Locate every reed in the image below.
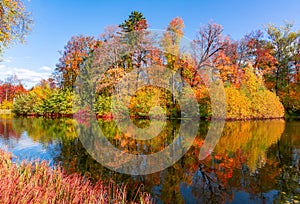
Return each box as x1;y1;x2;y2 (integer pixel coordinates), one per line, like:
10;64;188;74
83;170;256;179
0;150;153;204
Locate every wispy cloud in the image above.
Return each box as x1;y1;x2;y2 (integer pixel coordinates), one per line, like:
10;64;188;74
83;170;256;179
2;56;13;63
3;59;12;63
0;66;52;88
40;66;52;71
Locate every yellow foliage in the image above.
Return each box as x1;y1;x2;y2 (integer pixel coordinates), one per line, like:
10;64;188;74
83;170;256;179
129;86;173;117
225;86;252;119
225;85;284;119
0;100;13;110
241;66;263;93
250;90;285;118
0;0;31;50
216;66;285;119
214;120;285;172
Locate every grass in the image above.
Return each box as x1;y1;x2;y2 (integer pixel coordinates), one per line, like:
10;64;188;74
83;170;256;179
0;150;153;204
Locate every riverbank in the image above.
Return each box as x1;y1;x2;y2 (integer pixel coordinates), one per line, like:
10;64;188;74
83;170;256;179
0;150;152;204
11;112;285;121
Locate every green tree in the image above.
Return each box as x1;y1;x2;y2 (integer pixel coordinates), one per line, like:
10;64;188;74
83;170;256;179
119;11;147;32
119;11;151;92
266;22;300;94
119;11;148;69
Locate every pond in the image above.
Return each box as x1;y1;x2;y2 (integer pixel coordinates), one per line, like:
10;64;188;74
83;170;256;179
0;116;299;203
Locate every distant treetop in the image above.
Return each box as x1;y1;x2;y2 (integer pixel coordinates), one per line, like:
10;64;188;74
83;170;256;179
119;11;148;32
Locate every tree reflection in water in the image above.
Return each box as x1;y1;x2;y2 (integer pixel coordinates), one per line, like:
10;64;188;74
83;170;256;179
0;117;299;203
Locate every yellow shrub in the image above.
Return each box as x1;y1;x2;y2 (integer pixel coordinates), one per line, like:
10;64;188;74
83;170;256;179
225;86;252;119
250;90;284;118
224;86;284;120
0;100;13;110
222;66;284;120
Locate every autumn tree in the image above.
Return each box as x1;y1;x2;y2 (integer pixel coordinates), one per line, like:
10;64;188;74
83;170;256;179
243;31;276;73
0;75;26;104
266;22;300;94
0;0;32;55
92;26;133;95
263;23;300;114
161;17;185;104
212;39;240;85
1;75;25;101
54;35;96;89
213;31;277;87
192;21;227;68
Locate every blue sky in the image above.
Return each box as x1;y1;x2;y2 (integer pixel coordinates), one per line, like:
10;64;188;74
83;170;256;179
1;0;300;88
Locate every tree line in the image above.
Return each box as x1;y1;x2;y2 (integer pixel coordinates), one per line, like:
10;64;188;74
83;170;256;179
2;11;299;119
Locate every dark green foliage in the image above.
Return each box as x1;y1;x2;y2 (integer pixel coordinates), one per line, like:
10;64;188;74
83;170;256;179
119;11;147;32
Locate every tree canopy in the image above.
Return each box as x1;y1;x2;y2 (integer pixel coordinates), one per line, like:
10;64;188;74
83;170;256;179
0;0;32;55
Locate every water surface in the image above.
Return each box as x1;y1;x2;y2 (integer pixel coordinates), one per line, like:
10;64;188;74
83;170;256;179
0;116;299;203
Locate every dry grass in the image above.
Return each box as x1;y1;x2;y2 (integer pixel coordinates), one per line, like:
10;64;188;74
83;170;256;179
0;150;153;204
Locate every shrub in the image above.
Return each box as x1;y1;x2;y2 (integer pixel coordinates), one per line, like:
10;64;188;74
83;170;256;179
198;66;285;120
250;89;284;118
225;86;252;119
13;88;74;116
0;100;13;110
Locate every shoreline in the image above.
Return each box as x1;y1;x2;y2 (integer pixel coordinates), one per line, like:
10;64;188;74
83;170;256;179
6;112;286;121
1;109;292;121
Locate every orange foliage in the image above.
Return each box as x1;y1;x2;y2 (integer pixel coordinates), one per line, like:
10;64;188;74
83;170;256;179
55;36;97;89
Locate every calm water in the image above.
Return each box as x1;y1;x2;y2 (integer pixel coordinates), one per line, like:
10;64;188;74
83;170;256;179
0;116;299;203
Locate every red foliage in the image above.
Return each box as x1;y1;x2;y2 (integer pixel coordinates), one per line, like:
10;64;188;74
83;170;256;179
0;83;26;103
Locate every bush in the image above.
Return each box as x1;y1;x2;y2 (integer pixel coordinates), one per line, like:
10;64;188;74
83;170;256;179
224;86;284;120
250;89;284;118
225;86;252;119
197;66;285;120
0;100;13;110
13;87;74;116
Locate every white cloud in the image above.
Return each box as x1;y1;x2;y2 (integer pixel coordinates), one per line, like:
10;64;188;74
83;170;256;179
0;64;5;69
3;59;12;63
0;67;52;88
40;66;52;71
2;57;13;63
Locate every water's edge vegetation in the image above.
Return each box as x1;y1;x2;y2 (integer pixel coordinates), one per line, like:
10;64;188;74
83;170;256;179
0;150;152;204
